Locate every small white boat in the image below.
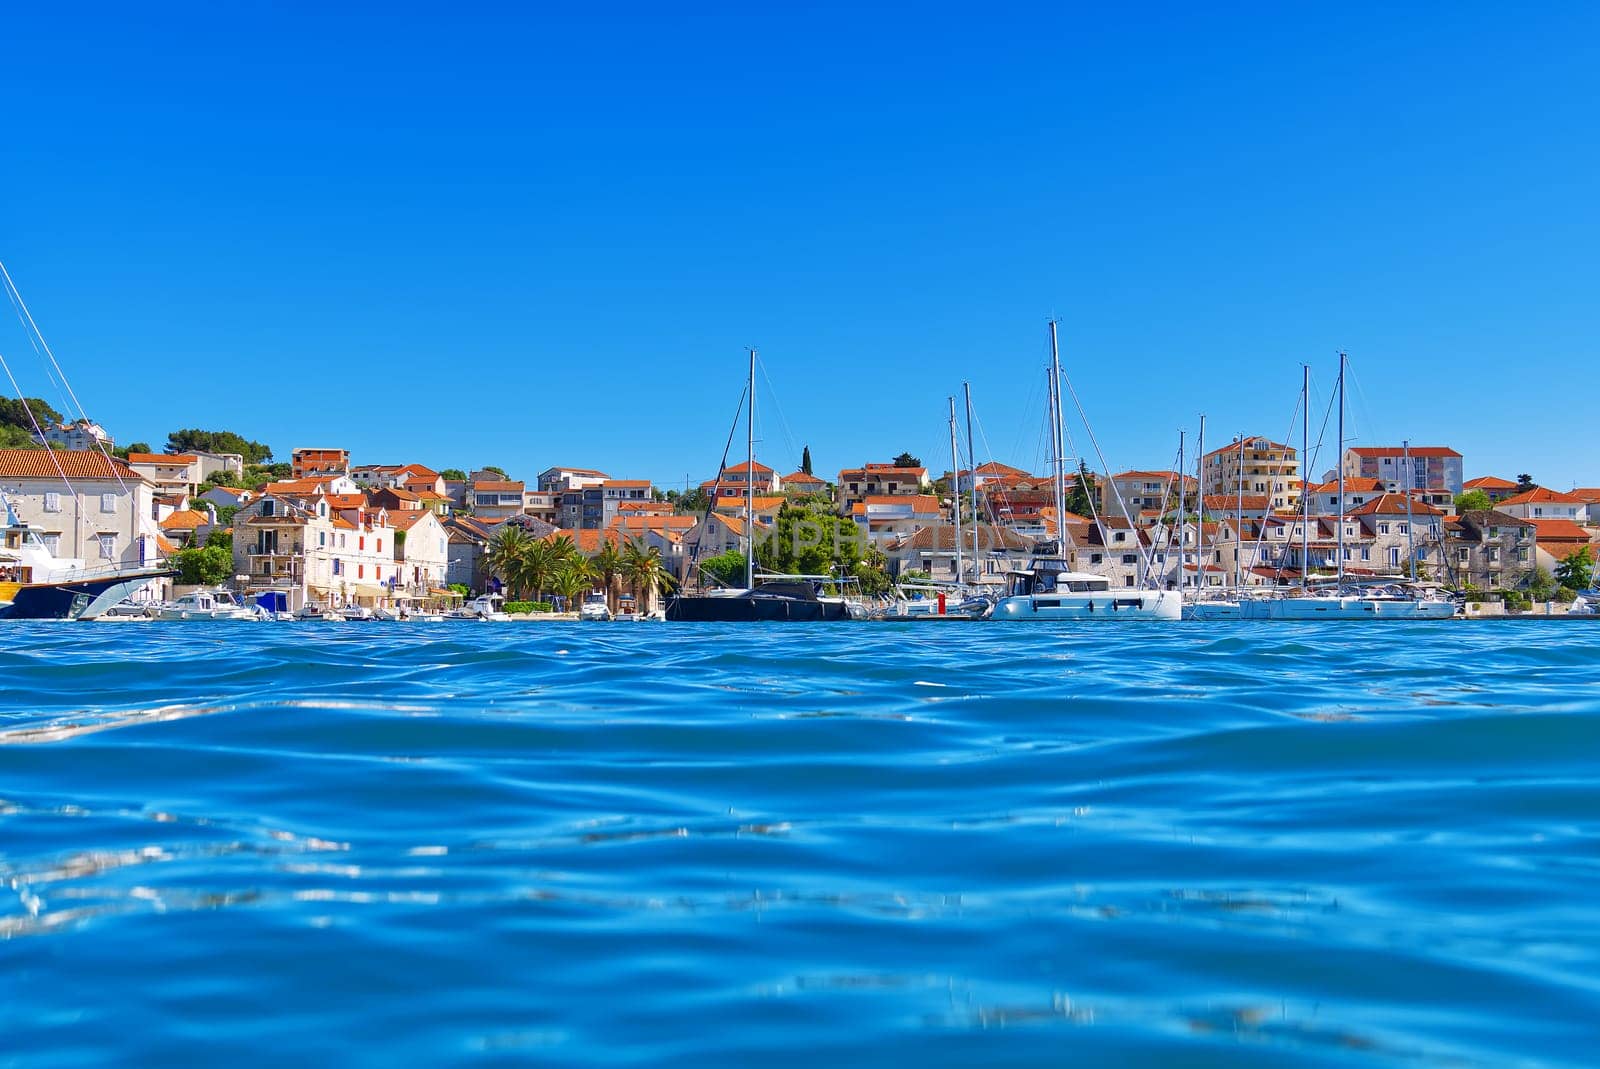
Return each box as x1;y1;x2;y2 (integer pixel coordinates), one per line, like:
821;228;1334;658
339;604;375;621
152;590;258;621
455;593;509;621
579;592;612;622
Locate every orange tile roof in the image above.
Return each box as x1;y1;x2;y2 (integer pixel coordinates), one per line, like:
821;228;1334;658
601;479;652;489
1348;493;1444;517
723;460;774;475
1202;437;1293;459
716;495;786;512
0;449;139;481
127;453;197;465
780;470;825;483
471;480;525;493
1499;487;1584;507
159;510;210;531
1463;476;1517;490
1347;446;1461;458
860;494;942;512
1567;488;1600;504
1309;477;1385;493
1531;518;1592;542
386;510;437;531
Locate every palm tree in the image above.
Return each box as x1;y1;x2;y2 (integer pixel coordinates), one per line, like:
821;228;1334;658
486;527;531;597
518;538;559;602
621;538;675;615
549;556;593;614
591;539;624;613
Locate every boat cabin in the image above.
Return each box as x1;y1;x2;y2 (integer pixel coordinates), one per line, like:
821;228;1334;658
1004;560;1112;598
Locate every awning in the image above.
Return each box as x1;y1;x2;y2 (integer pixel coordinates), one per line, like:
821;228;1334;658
351;584;388;597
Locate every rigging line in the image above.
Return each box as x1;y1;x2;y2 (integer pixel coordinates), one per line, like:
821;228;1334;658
684;377;750;587
0;262;134;500
755;357;800;474
1148;437;1185;588
1056;366;1153;581
1258;382;1308;583
0;280;71;418
0;345;78;504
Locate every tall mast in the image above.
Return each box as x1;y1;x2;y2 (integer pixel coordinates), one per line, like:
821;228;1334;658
1195;414;1205;591
746;347;756;591
1235;434;1245;588
1172;430;1185;590
1048;320;1067;564
1301;363;1310;590
948;395;964;584
1336;351;1346;590
964;381;979;581
1403;438;1417;581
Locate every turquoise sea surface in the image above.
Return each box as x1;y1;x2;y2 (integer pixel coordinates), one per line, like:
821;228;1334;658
3;620;1598;1067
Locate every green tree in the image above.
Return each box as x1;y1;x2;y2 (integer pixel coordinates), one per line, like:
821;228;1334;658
801;446;813;475
891;452;922;469
440;468;466;481
700;549;748;587
205;527;233;550
591;540;625;612
166;429;273;465
549;557;593;612
756;500;866;578
481;465;507;477
621;537;676;613
851;544;894;597
1064;462;1097;518
1555;546;1594;592
0;425;41;450
1454;489;1492;513
486;526;533;598
168;544;233;585
0;397;63;431
676;487;712;514
1529;565;1555;601
1515;474;1536;493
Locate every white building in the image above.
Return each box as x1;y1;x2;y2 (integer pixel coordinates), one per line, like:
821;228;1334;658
32;419;114;452
0;448;162;572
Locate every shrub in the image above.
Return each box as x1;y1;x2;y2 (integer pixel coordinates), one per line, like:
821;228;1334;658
503;600;553;614
1501;589;1530;612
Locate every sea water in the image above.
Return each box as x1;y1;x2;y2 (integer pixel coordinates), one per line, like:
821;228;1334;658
2;620;1598;1067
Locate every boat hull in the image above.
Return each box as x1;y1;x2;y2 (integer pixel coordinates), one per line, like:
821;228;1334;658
1241;596;1456;620
665;594;852;622
0;571;166;621
993;590;1181;621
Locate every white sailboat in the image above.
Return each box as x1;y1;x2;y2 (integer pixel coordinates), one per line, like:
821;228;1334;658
992;321;1181;622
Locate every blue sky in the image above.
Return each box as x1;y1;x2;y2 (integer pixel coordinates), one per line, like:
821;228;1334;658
1;3;1595;489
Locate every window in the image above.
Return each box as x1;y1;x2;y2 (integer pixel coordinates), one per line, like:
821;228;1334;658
1121;554;1136;565
1362;547;1371;561
1124;576;1134;587
44;492;61;513
100;493;116;513
333;559;342;575
319;532;326;547
1378;523;1389;535
261;499;274;517
359;536;365;551
1397;523;1408;535
1090;553;1103;564
375;566;382;580
1517;548;1529;563
1458;548;1470;564
97;534;116;560
1388;547;1400;567
377;539;383;553
358;564;364;578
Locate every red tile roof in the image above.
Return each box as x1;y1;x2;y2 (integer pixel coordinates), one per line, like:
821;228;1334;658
127;453;197;465
0;449;139;480
1499;487;1584;507
1463;476;1517;490
860;494;942;512
1347;493;1445;517
1531;518;1592;543
1347;446;1462;458
780;470;825;484
471;480;525;493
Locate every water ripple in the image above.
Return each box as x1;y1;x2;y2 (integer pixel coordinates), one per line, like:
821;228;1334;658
2;619;1599;1067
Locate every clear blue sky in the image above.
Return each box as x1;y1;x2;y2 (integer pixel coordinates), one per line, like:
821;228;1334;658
1;3;1595;489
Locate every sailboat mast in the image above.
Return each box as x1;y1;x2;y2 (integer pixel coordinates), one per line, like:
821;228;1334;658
1172;430;1185;590
948;396;964;583
1403;438;1417;581
746;347;756;591
1301;364;1310;591
1235;434;1244;588
964;382;978;582
1195;414;1205;591
1336;351;1346;590
1048;320;1067;564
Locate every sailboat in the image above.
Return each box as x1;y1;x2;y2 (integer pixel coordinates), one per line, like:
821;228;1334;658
665;349;853;623
992;321;1181;622
1239;353;1454;621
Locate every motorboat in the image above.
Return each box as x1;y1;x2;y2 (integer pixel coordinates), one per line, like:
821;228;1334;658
151;589;257;621
579;591;612;621
667;577;856;622
339;604;375;621
454;593;509;621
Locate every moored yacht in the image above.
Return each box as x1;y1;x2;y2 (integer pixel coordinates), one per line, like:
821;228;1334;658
152;589;257;621
0;492;170;621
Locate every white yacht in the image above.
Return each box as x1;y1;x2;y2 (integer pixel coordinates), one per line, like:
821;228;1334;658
454;593;509;621
152;589;257;621
994;561;1181;621
990;320;1181;624
579;592;612;621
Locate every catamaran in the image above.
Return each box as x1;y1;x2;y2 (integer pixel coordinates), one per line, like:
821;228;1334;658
992;321;1181;622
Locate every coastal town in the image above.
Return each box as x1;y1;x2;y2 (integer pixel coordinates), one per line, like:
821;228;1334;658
2;407;1597;618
